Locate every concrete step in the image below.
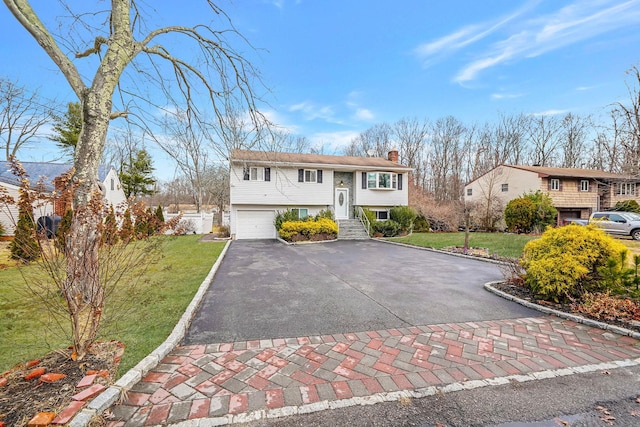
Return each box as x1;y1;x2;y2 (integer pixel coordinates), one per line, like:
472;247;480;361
337;219;369;240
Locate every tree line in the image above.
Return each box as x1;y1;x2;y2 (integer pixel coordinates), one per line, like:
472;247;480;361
344;66;640;203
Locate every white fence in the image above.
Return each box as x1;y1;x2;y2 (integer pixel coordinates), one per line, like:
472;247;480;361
165;212;214;235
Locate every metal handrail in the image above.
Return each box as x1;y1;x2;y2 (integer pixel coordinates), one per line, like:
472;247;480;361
355;206;371;237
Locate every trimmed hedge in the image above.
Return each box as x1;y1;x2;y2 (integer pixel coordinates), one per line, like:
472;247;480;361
278;217;338;241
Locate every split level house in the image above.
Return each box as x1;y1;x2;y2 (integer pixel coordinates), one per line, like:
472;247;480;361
0;161;127;236
464;164;640;225
229;149;412;239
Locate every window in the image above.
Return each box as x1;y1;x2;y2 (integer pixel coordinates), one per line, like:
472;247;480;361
375;210;389;220
550;178;560;191
243;166;270;181
616;182;636;196
466;188;472;196
298;169;323;183
363;172;399;190
291;208;308;219
250;167;263;181
110;178;115;191
580;180;589;192
501;183;508;192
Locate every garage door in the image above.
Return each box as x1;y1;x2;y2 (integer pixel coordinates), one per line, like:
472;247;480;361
236;210;276;239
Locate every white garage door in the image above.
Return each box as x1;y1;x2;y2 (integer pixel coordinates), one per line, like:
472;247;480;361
236;210;276;239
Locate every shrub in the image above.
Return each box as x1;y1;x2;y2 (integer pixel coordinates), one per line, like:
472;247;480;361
278;217;338;241
315;209;334;221
10;186;40;262
372;220;401;237
613;200;640;213
390;206;417;232
504;198;536;233
361;208;377;229
413;215;430;232
274;209;300;231
521;224;628;302
0;220;5;237
525;190;557;231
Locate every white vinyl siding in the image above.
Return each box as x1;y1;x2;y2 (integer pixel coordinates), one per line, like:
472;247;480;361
355;171;407;206
231;165;333;206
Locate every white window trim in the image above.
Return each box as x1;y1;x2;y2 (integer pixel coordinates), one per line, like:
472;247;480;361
580;180;589;192
375;210;389;220
367;172;397;190
616;182;636;196
550;178;560;191
292;208;309;219
249;166;264;181
466;188;472;196
501;183;508;192
304;169;317;183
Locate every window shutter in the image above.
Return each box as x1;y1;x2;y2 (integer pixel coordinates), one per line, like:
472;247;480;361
547;180;551;191
398;174;403;190
559;180;563;191
362;172;367;189
298;169;304;182
243;166;249;181
264;167;271;182
317;170;323;183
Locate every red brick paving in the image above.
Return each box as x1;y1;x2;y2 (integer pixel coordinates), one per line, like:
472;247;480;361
109;316;640;425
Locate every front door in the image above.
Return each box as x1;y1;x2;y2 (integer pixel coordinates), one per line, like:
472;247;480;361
335;188;349;219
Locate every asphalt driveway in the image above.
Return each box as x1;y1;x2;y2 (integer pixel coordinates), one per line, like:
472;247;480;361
185;240;541;344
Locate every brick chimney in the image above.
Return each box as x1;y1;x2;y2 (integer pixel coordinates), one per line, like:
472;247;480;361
387;149;399;163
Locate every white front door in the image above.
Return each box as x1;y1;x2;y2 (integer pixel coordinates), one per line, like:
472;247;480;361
335;188;349;219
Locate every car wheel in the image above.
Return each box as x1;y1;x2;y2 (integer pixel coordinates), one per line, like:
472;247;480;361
632;229;640;241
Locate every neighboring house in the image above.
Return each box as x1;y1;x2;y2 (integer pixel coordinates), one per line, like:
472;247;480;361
229;149;412;239
0;162;127;236
464;164;640;225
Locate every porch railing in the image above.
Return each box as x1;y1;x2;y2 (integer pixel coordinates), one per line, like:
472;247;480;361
355;206;371;237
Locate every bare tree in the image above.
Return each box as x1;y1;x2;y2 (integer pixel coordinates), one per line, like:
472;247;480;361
345;123;394;157
559;113;590;168
392;117;429;185
3;0;266;358
0;77;53;160
427;116;467;201
526;114;562;166
612;65;640;174
157;110;211;213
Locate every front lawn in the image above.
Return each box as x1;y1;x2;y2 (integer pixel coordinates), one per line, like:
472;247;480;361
389;232;539;258
0;235;225;376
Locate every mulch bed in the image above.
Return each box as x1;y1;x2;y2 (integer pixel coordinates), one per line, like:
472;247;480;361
0;341;122;427
493;281;640;335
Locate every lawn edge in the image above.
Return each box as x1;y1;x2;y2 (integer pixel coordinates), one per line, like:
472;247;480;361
69;239;232;427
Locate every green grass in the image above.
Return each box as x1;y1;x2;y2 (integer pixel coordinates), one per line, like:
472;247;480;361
0;235;225;376
389;232;539;258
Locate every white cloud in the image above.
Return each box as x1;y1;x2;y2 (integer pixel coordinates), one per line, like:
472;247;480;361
419;0;640;84
414;0;538;66
354;108;374;121
491;92;524;100
288;101;342;123
309;130;360;152
531;109;569;116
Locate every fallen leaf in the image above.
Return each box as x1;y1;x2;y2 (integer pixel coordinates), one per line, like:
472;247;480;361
435;423;447;427
600;415;615;425
24;367;45;380
25;359;40;368
630;409;640;416
71;350;77;361
601;370;611;375
39;373;67;383
636;396;640;404
0;377;7;387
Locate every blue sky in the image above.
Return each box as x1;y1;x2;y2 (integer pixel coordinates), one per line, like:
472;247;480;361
1;0;640;173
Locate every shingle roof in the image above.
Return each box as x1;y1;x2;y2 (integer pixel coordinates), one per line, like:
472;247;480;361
230;149;412;171
507;164;634;180
0;161;112;190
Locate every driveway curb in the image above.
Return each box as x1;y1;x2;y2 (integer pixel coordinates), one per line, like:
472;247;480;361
69;239;232;427
484;281;640;340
